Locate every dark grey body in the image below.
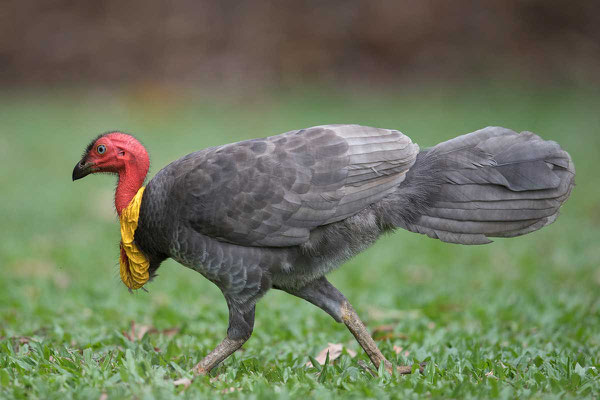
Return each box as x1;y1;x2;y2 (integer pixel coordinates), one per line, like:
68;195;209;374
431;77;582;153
133;124;574;334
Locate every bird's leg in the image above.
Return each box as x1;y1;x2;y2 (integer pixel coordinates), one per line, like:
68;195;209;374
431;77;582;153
276;277;416;375
195;303;255;375
340;301;415;375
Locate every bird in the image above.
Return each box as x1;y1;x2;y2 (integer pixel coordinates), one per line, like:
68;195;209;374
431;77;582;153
72;125;574;375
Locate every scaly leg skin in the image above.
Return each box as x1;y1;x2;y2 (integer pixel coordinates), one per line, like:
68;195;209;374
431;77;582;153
340;301;414;375
195;337;246;375
195;303;255;375
276;277;420;375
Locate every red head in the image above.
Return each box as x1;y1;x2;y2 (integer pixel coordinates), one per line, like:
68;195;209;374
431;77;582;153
73;132;150;214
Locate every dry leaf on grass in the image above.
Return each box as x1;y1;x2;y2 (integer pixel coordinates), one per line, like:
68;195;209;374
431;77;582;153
173;378;192;388
306;343;356;367
485;370;498;379
16;337;30;345
393;345;410;357
8;336;32;352
122;321;150;341
161;327;180;337
122;321;180;342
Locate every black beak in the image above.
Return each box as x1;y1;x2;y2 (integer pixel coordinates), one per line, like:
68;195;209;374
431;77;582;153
72;160;94;181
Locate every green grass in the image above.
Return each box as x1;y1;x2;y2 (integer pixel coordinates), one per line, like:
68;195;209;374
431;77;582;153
1;84;599;399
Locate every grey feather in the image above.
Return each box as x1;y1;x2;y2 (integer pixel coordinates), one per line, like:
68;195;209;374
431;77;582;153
400;127;575;244
173;125;418;247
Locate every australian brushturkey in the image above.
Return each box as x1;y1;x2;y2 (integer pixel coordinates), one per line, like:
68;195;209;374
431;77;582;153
73;125;574;374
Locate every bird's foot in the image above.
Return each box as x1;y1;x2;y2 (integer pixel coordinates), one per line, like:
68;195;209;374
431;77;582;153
192;337;247;376
358;360;426;376
392;362;426;375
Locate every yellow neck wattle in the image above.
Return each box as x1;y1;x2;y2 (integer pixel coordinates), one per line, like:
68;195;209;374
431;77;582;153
119;186;149;290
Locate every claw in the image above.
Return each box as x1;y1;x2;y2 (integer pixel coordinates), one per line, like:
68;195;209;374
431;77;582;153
388;362;427;375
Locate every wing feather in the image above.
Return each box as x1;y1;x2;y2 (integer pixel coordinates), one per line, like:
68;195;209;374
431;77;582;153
176;125;418;246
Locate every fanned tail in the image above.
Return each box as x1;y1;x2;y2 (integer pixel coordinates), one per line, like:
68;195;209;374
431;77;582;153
395;127;575;245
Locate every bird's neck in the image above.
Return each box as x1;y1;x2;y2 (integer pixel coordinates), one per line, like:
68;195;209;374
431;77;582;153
115;155;149;216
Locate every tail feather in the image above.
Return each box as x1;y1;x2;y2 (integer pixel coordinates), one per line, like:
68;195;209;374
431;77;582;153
400;126;575;245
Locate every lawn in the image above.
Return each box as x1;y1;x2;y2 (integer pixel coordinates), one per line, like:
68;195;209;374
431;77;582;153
1;84;599;399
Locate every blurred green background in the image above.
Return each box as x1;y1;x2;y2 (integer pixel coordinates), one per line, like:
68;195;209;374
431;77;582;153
1;1;599;399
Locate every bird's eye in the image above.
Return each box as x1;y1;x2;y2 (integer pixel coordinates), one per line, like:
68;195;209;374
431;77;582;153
97;144;106;154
